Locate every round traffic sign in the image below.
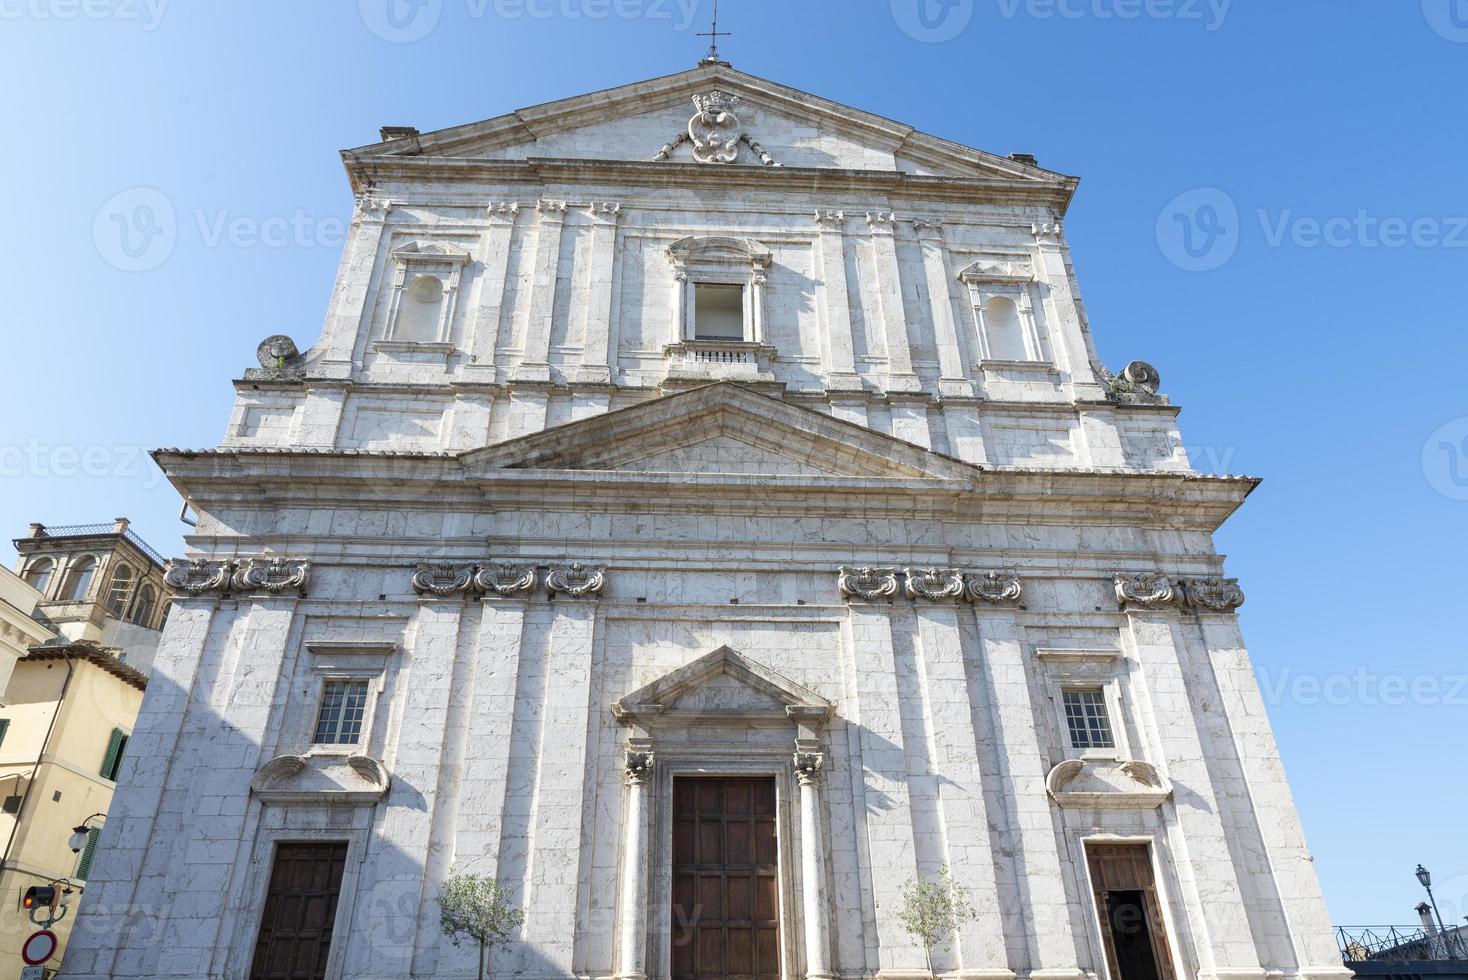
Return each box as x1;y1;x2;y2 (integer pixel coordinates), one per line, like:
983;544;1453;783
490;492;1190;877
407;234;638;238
22;929;57;965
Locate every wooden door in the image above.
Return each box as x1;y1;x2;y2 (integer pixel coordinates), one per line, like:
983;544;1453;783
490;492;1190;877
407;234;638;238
672;777;781;980
249;841;349;980
1086;842;1178;980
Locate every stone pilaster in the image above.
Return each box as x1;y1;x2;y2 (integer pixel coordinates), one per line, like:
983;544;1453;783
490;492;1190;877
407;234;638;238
317;197;392;378
616;747;654;980
1124;607;1266;980
1030;222;1107;400
972;608;1086;980
514;199;568;383
795;751;835;980
815;210;862;392
463;201;521;383
865;212;922;394
911;218;972;399
578;202;622;385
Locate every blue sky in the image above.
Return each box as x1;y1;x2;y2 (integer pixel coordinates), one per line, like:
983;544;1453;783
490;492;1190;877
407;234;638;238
2;0;1465;927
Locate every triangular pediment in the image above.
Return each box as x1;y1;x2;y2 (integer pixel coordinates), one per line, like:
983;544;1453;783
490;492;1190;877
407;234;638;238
346;63;1069;182
458;383;982;483
612;646;833;726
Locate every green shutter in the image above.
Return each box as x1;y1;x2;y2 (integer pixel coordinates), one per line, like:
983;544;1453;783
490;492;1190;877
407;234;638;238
0;719;9;749
100;728;127;780
76;826;102;881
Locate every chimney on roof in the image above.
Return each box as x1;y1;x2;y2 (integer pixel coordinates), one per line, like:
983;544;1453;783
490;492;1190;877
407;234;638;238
1009;152;1038;167
112;517;130;534
380;126;420;142
27;523;46;538
1418;903;1439;934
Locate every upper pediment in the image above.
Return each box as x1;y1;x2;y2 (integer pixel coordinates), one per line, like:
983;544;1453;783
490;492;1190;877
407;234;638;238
458;383;983;483
345;63;1070;184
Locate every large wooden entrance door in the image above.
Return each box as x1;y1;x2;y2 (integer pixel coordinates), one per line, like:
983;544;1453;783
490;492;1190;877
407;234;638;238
249;841;349;980
672;777;781;980
1086;842;1178;980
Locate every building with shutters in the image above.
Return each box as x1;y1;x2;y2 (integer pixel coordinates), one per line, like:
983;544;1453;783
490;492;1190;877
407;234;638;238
60;60;1349;980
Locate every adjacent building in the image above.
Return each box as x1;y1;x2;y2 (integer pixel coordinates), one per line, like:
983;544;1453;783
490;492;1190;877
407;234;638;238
61;61;1350;980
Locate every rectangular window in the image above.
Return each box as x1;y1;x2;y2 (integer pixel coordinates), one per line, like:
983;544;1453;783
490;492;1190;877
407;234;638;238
1064;688;1116;750
75;826;103;881
100;727;129;781
2;795;20;815
314;680;370;746
0;718;9;748
694;283;745;340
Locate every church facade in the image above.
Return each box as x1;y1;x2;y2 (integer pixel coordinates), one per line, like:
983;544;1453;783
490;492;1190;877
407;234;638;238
60;63;1348;980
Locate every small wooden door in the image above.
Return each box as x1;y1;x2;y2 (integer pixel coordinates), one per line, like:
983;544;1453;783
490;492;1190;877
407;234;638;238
249;841;350;980
1086;842;1178;980
672;777;781;980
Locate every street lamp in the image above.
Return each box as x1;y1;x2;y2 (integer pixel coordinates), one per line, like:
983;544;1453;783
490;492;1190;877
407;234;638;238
1416;865;1461;959
68;813;107;854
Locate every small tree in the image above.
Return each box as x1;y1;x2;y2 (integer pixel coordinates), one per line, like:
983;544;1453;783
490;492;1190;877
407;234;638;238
436;870;525;980
893;866;979;977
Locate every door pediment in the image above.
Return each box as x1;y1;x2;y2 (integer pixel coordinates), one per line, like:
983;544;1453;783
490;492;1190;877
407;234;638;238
612;646;833;728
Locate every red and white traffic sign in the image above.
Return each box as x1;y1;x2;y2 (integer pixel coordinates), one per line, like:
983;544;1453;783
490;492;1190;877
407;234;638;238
21;929;57;965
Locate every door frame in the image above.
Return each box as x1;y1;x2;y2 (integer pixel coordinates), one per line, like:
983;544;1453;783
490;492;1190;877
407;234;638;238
649;752;802;980
228;823;372;980
1077;834;1186;980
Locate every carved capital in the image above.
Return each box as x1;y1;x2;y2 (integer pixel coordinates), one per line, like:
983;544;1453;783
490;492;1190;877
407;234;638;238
547;562;606;599
163;558;234;596
624;750;655;785
485;201;521;221
1180;577;1245;613
536;198;569;218
1115;573;1181;611
587;201;623;222
837;566;899;602
965;571;1023;606
356;196;392;219
232;557;310;597
411;563;476;598
911;216;944;236
866;211;897;229
473;562;537;598
904;567;965;601
794;752;825;786
1032;221;1064;247
815;209;845;229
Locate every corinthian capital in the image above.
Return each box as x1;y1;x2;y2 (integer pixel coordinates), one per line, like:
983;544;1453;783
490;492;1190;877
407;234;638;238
624;750;655;785
794;752;825;786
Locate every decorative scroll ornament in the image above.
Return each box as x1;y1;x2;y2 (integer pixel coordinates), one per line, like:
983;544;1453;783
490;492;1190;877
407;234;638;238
965;572;1023;606
837;567;899;602
689;91;742;164
546;562;606;599
904;568;965;601
232;557;310;597
163;558;233;596
624;750;655;785
794;752;825;786
1115;573;1180;610
411;563;476;597
1181;578;1246;613
473;562;536;598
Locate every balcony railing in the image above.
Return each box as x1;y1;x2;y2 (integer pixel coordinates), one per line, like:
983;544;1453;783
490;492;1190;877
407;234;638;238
1338;925;1468;963
31;523;168;568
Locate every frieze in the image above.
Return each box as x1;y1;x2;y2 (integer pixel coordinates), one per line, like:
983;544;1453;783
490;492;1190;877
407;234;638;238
1115;572;1181;610
1180;577;1246;613
546;562;607;599
904;567;965;601
232;557;310;597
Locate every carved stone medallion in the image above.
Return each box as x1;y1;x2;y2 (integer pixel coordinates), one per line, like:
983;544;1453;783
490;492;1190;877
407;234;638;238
411;563;476;597
1181;577;1246;613
232;557;310;597
546;562;606;599
965;572;1023;605
163;558;233;596
904;568;965;601
473;562;536;598
837;567;899;602
689;91;742;165
1115;573;1180;610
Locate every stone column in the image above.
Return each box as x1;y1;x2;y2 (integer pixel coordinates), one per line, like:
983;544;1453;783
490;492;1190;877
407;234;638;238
864;212;922;394
911;218;973;398
795;751;835;980
1120;589;1264;980
815;210;862;392
617;747;654;980
1030;223;1106;400
514;198;568;383
578;202;622;385
463;201;521;383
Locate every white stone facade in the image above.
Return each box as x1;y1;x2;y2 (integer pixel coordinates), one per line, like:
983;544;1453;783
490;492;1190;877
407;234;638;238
60;63;1347;980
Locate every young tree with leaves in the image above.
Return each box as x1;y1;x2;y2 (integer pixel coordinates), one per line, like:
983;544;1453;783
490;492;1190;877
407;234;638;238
436;870;525;980
893;866;979;977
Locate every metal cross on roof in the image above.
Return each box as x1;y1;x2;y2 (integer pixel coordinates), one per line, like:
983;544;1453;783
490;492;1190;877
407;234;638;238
698;0;732;65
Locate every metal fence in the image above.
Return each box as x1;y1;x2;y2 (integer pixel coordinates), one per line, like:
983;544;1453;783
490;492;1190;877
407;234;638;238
34;523;168;568
1339;926;1468;963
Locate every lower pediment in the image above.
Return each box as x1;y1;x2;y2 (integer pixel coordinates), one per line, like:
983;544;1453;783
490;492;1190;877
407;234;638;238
251;754;391;807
